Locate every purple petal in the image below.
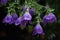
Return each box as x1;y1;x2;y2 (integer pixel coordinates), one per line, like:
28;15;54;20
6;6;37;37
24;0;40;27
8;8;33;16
22;12;32;20
43;13;57;24
15;17;22;26
3;14;12;23
12;13;18;20
29;8;35;16
32;24;44;36
9;13;18;24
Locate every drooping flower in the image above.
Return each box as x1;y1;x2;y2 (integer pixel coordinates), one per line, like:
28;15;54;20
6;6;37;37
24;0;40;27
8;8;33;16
43;13;57;24
3;14;12;23
32;24;44;36
12;13;18;20
9;13;18;24
15;17;22;26
1;0;8;5
29;8;35;16
20;7;32;28
22;11;32;21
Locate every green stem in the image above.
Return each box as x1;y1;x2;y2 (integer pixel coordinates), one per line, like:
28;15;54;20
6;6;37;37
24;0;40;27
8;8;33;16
37;13;42;24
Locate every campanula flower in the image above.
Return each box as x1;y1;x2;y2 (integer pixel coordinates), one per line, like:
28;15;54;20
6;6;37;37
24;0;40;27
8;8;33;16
9;13;18;24
43;13;57;24
32;24;44;36
22;11;32;20
3;14;12;23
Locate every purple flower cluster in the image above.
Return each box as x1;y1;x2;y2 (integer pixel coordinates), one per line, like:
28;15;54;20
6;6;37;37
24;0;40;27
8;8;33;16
14;6;35;27
3;13;18;24
32;24;45;36
3;6;33;26
2;4;57;36
43;13;57;24
0;0;8;5
32;13;56;36
15;11;32;27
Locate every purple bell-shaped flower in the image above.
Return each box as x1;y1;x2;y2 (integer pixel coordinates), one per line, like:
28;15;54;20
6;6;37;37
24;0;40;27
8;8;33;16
20;7;32;29
43;13;57;24
3;14;12;23
22;7;32;21
32;24;44;36
22;11;32;21
9;13;18;24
